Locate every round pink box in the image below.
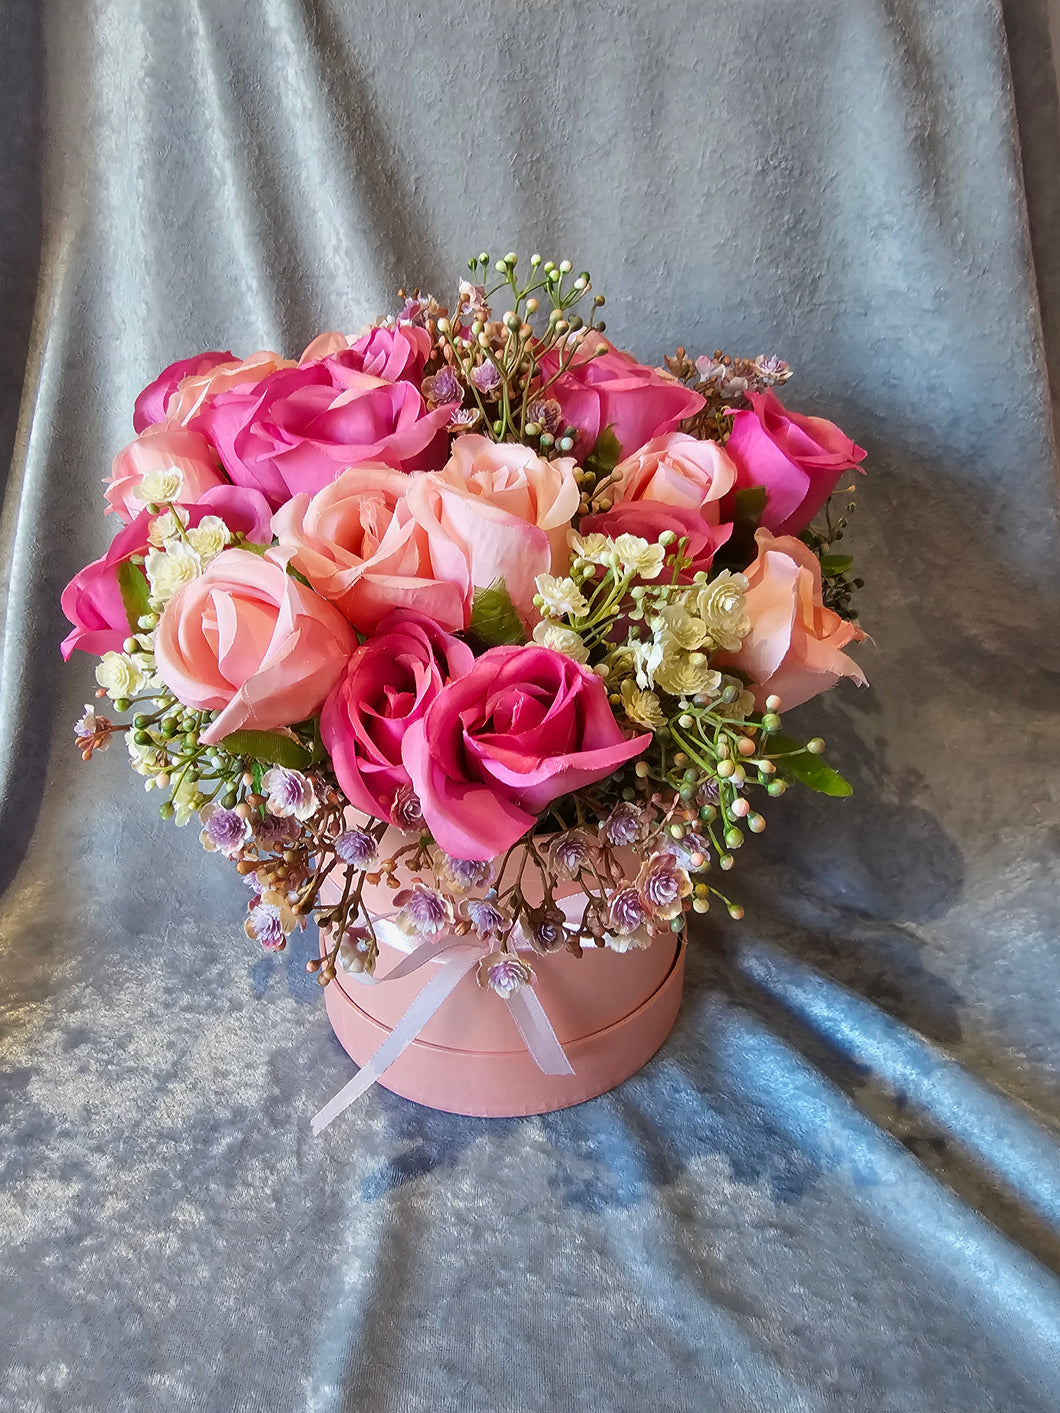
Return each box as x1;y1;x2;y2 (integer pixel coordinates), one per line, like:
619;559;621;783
318;861;686;1118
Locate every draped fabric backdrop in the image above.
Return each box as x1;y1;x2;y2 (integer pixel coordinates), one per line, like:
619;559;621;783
2;2;1059;1410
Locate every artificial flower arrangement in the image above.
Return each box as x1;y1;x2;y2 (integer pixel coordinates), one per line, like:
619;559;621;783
62;251;868;1122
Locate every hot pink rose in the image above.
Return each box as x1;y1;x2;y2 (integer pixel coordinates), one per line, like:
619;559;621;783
133;351;233;433
320;612;474;823
404;473;552;628
401;644;652;860
579;502;732;580
193;484;275;545
104;424;229;522
301;326;432;382
610;432;736;516
724;389;866;535
189;353;456;505
154;549;356;745
717;529;867;710
270;466;466;633
435;435;580;570
164;350;296;426
60;513;152;660
60;494;273;660
537;336;704;461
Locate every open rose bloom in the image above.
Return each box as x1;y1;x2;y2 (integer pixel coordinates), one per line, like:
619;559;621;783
63;251;872;1121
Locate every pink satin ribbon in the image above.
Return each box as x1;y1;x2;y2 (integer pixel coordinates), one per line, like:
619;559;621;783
310;931;575;1135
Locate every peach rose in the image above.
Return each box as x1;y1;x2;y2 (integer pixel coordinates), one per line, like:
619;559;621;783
435;434;580;570
104;424;229;522
164;350;297;425
718;529;867;710
270;466;466;633
154;548;356;745
404;472;552;628
133;351;233;433
610;432;736;518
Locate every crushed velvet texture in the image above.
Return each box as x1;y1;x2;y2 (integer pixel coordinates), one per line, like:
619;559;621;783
2;1;1060;1411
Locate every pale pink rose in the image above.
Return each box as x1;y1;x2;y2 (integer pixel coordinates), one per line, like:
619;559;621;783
163;350;297;426
320;611;474;823
536;336;704;460
718;529;867;710
154;548;356;745
435;434;580;570
404;473;552;628
724;389;866;535
133;351;233;433
401;645;652;860
270;466;465;633
104;424;229;522
610;432;736;518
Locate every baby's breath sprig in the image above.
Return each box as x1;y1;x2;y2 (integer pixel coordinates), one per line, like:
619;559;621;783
428;251;610;448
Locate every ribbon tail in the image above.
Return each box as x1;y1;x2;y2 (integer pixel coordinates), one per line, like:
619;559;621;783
311;948;480;1135
351;935;476;988
505;987;575;1076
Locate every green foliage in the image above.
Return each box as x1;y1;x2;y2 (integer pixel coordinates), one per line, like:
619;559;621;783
219;729;312;770
116;561;151;633
714;485;767;571
820;553;853;577
584;425;622;479
469;579;527;647
764;731;853;796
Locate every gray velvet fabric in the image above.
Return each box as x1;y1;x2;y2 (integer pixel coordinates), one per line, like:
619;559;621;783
2;1;1059;1408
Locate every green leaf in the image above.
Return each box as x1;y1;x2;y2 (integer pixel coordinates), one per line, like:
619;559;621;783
713;485;768;571
116;560;151;633
469;579;527;647
732;485;767;527
584;425;622;477
235;537;270;557
820;553;854;577
219;729;312;770
764;731;853;797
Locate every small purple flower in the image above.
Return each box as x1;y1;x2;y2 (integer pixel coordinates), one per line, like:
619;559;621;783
439;854;497;892
609;887;649;937
464;893;506;938
637;852;692;920
400;294;432;322
477;951;534;998
697;780;720;807
252;813;299;851
74;704;111;758
526;905;568;955
526;397;563;436
394;884;452;936
422;366;462;410
262;767;317;822
601;802;644;848
335;828;377;868
245;903;287;951
200;805;247;858
753;354;792;384
391;785;424;832
471;361;501;393
548;830;592;879
673;831;711;870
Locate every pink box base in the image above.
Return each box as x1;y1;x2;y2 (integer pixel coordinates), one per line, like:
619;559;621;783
322;939;686;1118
